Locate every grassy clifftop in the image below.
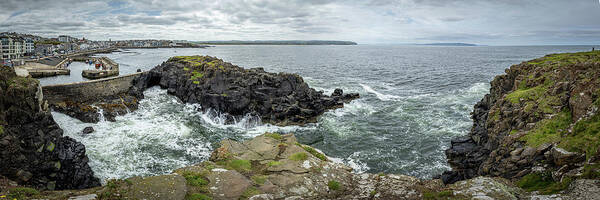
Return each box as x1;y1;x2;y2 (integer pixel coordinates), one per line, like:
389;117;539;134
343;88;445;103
479;50;600;195
502;51;600;158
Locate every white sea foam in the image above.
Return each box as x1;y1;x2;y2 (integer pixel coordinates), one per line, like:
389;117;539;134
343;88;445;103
360;83;402;101
54;87;212;182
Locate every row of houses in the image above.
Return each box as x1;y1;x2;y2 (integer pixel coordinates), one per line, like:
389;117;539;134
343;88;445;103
0;36;34;60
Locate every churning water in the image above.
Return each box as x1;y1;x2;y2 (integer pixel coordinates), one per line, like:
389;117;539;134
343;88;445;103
47;45;595;181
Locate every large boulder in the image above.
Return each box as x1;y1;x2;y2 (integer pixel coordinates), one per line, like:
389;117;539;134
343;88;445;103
130;56;359;125
0;66;100;190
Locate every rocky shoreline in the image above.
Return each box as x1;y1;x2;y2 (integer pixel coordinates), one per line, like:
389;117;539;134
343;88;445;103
0;66;100;191
129;56;359;126
2;52;600;199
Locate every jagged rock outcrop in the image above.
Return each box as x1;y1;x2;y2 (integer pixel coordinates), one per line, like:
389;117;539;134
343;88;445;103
0;66;100;190
129;56;359;125
443;51;600;187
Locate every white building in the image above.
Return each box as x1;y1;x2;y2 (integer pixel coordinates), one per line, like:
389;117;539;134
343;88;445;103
1;36;33;60
58;35;77;43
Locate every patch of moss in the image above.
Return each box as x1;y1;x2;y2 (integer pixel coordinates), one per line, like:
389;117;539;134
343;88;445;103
328;180;341;191
183;172;209;187
296;143;328;161
193;81;200;84
505;85;545;104
370;190;377;196
228;159;252;172
0;125;3;135
251;175;268;185
46;141;56;152
582;163;600;179
490;110;500;122
6;187;39;200
267;161;281;167
509;130;518;135
183;67;190;71
186;193;212;200
289;152;308;161
521;109;571;147
190;71;204;80
559;112;600;159
517;172;572;195
264;133;282;140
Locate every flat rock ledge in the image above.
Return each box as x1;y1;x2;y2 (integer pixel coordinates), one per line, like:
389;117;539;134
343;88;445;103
4;133;600;199
130;56;359;126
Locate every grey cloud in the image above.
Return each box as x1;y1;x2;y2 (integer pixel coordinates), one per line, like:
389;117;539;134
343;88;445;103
0;0;598;44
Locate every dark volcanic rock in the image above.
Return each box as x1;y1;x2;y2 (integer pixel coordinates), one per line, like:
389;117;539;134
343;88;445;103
442;51;600;184
49;95;138;123
0;66;100;190
130;56;359;125
81;126;94;134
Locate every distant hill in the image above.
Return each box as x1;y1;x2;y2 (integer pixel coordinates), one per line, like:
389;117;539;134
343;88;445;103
420;43;478;46
192;40;357;45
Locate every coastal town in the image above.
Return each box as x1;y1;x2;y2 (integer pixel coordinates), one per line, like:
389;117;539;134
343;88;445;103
0;32;207;80
0;32;205;67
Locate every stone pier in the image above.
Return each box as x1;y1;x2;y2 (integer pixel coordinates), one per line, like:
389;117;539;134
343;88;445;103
81;57;119;79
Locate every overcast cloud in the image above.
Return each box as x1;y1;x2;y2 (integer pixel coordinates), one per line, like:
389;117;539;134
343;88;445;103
1;0;599;45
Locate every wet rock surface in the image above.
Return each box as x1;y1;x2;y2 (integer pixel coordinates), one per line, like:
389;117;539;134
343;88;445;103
0;66;100;190
49;95;138;123
130;56;359;125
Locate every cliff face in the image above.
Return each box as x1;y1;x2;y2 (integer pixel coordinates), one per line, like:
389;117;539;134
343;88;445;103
444;51;600;185
0;66;100;190
130;56;359;125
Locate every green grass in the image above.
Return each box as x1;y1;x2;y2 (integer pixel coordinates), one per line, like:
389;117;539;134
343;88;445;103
296;143;327;161
183;172;209;187
228;159;252;172
289;152;308;161
559;112;600;159
193;81;200;84
520;109;571;147
186;193;212;200
505;85;545;104
517;172;572;195
267;161;281;167
7;187;40;199
183;67;190;71
526;51;600;68
264;133;283;140
328;180;341;191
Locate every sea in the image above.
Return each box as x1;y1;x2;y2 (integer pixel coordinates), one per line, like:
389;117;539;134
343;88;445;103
38;45;595;182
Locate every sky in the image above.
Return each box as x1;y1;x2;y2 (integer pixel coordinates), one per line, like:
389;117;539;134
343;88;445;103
0;0;599;45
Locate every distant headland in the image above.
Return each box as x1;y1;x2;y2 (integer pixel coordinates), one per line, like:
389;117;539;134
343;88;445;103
192;40;358;45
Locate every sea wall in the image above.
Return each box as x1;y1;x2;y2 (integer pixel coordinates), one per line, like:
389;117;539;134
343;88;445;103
81;57;120;79
42;72;144;104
